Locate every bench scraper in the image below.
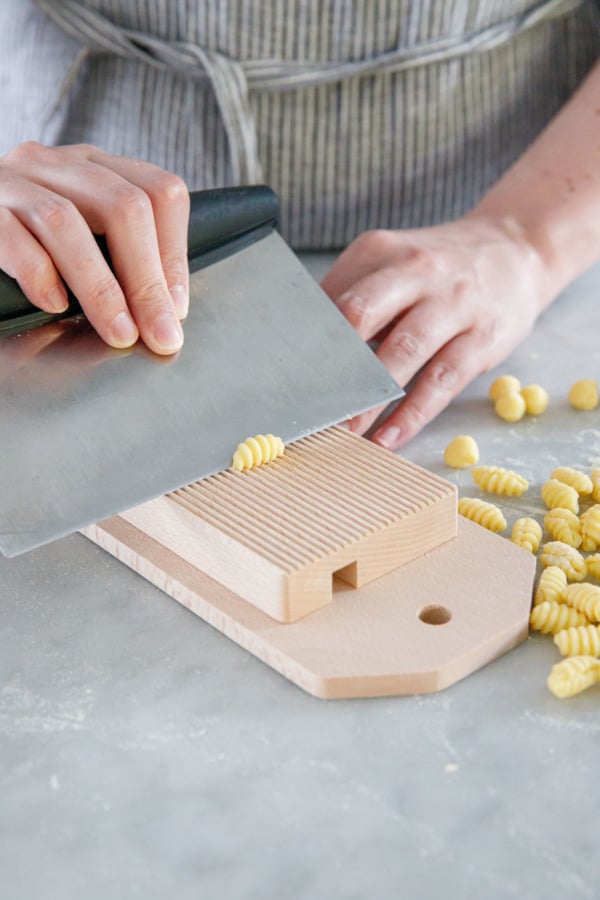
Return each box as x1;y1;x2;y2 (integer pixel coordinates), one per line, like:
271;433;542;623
0;187;403;558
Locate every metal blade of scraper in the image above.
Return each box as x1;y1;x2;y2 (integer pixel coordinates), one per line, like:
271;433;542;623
0;230;403;557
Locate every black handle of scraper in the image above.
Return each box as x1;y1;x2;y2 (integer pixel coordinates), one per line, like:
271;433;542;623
0;185;279;337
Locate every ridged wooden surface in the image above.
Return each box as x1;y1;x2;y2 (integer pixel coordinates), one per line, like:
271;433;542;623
169;426;455;572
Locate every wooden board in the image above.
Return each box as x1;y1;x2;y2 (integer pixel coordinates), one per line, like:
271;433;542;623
82;515;535;699
120;427;457;623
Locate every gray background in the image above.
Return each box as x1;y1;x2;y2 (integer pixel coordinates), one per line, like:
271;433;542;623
2;255;599;900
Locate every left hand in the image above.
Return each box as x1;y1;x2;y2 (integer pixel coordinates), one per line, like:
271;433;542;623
321;214;551;450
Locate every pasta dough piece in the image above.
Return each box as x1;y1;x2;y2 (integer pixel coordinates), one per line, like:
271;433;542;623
534;566;568;606
494;391;526;423
547;656;600;698
550;466;593;496
489;374;521;401
231;434;285;471
471;465;528;497
541;479;579;514
540;541;586;582
520;384;549;415
529;601;588;635
543;508;582;548
569;379;599;411
565;583;600;622
554;625;600;657
443;435;479;468
591;469;600;503
458;497;506;533
511;517;542;553
580;504;600;552
586;553;600;580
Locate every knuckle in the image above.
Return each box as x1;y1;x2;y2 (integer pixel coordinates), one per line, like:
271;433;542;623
154;171;189;206
404;244;436;270
160;249;188;281
4;140;46;164
336;289;370;328
112;184;152;220
388;330;424;358
400;403;427;432
33;196;78;232
426;361;460;390
22;254;55;288
129;279;169;310
87;275;123;312
354;228;391;255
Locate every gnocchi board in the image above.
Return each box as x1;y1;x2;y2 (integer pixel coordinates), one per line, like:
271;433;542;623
82;428;536;699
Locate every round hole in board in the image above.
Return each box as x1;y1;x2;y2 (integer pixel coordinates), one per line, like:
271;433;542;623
418;604;452;626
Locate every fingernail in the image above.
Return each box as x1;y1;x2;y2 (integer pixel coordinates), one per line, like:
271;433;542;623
111;311;138;347
153;313;183;352
47;284;69;313
170;284;188;319
373;425;402;449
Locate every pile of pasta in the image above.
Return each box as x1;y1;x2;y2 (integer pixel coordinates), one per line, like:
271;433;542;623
450;447;600;699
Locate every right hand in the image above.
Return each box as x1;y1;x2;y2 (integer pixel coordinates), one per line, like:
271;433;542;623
0;141;190;355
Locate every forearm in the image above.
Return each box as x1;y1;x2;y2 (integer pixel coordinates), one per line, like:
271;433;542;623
469;59;600;306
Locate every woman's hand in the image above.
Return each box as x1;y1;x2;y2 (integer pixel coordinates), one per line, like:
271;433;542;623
0;141;190;355
321;215;551;449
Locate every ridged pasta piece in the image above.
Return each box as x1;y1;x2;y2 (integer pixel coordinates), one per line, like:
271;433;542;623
541;479;579;514
564;583;600;622
591;469;600;503
534;566;568;606
586;553;600;580
543;508;582;548
231;434;285;472
547;656;600;698
580;504;600;553
511;517;542;553
550;466;593;496
529;601;589;635
539;541;586;582
471;465;528;497
554;625;600;657
458;497;506;533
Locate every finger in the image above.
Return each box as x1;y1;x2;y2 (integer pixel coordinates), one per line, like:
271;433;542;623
347;296;470;434
36;162;182;353
371;332;484;449
3;178;140;350
375;296;471;392
347;401;389;437
320;231;390;299
6;147;184;353
332;266;425;341
320;229;425;300
0;206;68;313
86;149;190;319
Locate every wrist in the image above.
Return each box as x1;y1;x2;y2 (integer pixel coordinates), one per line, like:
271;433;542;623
465;206;557;312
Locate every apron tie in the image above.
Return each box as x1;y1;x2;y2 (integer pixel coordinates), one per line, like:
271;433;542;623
35;0;588;185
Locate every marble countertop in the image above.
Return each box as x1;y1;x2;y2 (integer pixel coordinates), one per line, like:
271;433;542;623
2;256;600;900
